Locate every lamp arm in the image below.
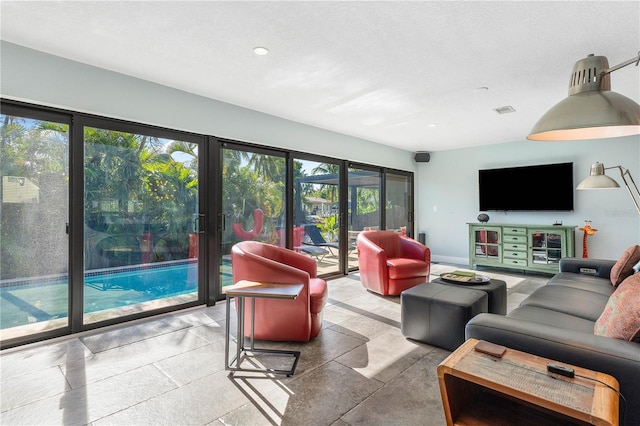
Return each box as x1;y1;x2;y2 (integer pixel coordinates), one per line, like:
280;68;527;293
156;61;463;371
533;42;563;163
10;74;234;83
605;165;640;213
602;51;640;75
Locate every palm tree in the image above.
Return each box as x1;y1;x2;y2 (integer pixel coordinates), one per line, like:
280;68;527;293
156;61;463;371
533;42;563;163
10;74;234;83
166;140;198;172
246;152;285;181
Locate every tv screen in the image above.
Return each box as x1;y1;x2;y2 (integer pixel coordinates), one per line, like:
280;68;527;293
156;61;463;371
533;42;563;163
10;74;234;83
478;162;574;211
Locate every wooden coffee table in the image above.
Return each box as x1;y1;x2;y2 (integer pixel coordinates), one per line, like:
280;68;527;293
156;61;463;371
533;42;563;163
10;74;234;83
437;339;619;425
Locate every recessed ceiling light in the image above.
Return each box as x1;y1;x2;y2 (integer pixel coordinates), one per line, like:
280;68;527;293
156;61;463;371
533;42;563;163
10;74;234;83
474;87;489;92
253;47;269;56
427;123;437;127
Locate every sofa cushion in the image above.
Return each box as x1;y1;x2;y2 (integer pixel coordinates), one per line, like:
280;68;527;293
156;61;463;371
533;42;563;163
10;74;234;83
547;272;616;297
610;245;640;286
519;285;610;322
508;306;596;333
594;273;640;342
386;258;429;279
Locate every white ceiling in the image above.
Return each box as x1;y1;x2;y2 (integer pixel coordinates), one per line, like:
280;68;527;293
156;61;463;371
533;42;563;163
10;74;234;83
1;1;639;152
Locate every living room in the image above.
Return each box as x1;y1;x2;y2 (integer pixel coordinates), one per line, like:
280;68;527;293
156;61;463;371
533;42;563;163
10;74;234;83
1;1;639;425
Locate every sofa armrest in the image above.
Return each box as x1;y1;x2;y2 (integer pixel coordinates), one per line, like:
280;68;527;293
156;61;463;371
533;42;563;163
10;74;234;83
559;257;616;278
466;313;640;425
356;234;389;294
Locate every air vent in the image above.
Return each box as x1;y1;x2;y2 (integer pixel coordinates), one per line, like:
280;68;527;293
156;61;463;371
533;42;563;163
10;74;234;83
494;106;516;114
568;54;610;95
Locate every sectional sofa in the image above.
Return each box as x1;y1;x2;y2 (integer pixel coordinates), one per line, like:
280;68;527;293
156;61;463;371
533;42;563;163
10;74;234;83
465;248;640;425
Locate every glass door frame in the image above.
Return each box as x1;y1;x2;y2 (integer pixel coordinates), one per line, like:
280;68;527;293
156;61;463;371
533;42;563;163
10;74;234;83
290;153;345;276
0;101;73;348
212;139;290;303
71;114;207;334
384;169;414;237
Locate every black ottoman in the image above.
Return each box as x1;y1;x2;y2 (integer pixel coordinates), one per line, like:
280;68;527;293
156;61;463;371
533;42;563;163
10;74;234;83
400;283;488;351
431;277;507;315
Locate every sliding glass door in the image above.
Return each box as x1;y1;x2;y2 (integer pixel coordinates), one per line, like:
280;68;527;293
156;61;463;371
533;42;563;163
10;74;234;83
293;157;342;275
347;165;381;270
0;109;70;343
1;101;415;347
83;124;201;324
219;144;286;289
385;171;413;237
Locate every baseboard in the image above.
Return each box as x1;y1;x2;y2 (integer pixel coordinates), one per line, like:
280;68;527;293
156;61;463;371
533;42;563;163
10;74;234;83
432;255;468;266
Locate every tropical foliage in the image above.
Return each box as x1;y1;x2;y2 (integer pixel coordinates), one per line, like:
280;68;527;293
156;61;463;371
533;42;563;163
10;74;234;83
1;115;70;279
84;127;199;267
1;113;387;278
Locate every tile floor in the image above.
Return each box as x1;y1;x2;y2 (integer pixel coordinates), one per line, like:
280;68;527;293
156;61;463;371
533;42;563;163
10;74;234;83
0;264;548;425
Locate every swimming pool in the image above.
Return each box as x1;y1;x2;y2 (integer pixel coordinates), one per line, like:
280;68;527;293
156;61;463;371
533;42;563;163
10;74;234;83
0;261;203;330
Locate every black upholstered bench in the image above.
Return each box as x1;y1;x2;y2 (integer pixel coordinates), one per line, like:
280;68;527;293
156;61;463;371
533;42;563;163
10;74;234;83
400;282;487;351
430;277;507;315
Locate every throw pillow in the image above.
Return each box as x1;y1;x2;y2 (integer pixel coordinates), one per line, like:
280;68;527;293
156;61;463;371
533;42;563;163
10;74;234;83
595;273;640;342
610;245;640;286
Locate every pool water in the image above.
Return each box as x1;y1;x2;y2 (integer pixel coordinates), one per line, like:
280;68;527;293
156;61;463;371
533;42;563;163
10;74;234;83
1;262;201;330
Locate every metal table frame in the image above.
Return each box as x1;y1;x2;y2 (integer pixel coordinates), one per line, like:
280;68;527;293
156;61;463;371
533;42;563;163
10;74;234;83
224;280;303;376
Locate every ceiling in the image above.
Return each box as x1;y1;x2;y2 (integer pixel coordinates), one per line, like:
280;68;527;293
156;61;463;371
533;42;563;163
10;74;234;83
1;1;639;152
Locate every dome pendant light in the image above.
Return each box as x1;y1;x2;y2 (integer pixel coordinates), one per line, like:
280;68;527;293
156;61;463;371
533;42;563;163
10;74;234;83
527;52;640;141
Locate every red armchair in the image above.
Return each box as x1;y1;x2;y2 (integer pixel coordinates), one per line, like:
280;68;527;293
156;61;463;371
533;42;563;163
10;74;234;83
230;241;328;342
357;230;431;296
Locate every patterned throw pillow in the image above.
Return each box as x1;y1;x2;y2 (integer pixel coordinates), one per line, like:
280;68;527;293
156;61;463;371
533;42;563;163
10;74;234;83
595;273;640;342
610;245;640;286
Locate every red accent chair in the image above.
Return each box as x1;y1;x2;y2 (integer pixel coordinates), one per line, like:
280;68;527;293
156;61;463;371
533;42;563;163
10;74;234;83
231;241;328;342
357;230;431;296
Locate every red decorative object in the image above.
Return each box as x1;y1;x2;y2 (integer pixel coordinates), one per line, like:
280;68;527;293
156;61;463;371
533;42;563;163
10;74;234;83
141;233;153;263
232;209;264;240
188;233;198;258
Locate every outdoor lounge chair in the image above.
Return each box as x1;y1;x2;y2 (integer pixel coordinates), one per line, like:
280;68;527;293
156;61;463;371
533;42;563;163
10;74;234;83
294;226;329;260
304;224;354;256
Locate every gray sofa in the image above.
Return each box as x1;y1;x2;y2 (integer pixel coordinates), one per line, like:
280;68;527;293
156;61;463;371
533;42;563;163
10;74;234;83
466;257;640;425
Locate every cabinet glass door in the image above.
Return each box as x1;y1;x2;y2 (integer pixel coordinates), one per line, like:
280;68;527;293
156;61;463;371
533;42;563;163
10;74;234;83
531;231;563;265
474;229;500;258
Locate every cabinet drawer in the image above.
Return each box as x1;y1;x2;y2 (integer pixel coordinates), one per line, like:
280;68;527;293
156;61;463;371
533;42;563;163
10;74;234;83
503;250;527;259
503;243;527;251
503;227;526;235
503;258;528;267
503;235;527;244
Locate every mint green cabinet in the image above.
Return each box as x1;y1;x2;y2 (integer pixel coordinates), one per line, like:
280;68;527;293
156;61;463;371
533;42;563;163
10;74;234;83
468;223;576;274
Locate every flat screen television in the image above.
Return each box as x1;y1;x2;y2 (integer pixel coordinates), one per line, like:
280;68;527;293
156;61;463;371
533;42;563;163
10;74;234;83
478;162;574;211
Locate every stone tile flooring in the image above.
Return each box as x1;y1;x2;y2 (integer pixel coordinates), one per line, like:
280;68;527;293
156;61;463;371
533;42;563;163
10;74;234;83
0;264;549;425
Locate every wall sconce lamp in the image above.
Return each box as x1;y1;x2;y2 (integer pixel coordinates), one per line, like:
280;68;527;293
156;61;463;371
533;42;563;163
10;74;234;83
527;52;640;141
577;162;640;213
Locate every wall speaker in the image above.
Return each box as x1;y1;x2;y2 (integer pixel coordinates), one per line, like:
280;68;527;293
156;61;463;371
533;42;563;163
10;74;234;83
414;152;430;163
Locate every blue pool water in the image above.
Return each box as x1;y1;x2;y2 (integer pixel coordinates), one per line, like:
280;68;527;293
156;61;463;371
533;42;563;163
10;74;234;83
1;262;201;329
85;263;198;296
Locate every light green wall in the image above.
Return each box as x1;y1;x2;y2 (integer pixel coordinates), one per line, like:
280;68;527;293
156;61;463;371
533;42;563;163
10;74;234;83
417;137;640;264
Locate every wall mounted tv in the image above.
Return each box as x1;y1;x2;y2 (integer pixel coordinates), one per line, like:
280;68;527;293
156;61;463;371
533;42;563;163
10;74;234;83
478;162;574;211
